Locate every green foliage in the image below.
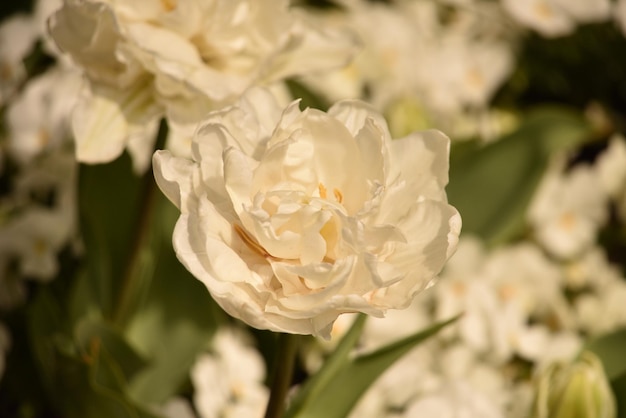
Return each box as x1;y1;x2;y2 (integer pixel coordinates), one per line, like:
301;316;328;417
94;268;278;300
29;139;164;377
124;195;222;405
586;327;626;381
77;152;144;319
285;315;459;418
17;136;220;416
585;328;626;418
286;79;331;111
447;107;592;245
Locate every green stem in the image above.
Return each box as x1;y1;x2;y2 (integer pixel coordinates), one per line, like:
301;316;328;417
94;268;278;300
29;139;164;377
265;333;299;418
112;120;168;327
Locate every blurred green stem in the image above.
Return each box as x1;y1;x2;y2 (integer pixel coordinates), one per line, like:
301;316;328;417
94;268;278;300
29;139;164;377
265;333;299;418
112;120;168;327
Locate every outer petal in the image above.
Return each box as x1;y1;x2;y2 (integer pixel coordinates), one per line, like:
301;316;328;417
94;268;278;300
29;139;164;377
48;0;141;86
260;12;359;83
152;150;195;212
374;200;461;307
73;79;160;165
379;130;451;223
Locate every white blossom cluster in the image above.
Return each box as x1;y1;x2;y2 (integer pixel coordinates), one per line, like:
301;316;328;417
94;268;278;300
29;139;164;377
0;0;81;384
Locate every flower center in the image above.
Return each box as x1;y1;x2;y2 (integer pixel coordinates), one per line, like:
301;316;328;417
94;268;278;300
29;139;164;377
160;0;177;12
318;183;343;204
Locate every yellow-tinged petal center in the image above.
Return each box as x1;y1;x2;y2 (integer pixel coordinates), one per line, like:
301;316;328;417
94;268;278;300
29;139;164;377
161;0;177;12
234;223;275;260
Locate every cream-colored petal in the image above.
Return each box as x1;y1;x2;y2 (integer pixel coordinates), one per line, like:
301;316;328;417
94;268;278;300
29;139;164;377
375;200;461;306
223;147;256;220
379;130;451;223
152;150;195;212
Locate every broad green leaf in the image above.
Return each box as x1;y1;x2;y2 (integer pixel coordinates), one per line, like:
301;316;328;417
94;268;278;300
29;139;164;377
585;327;626;381
284;315;367;418
124;195;222;404
78;151;143;318
27;289;160;418
286;316;458;418
447;107;591;245
75;318;148;382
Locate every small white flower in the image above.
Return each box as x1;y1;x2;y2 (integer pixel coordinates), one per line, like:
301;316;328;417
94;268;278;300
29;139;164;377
0;207;72;280
154;87;461;337
502;0;611;37
6;65;82;164
160;398;196;418
575;277;626;336
528;163;608;260
403;381;504;418
191;328;268;418
0;14;38;104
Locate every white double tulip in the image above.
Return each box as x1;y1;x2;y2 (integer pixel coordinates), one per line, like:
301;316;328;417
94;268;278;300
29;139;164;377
153;88;461;338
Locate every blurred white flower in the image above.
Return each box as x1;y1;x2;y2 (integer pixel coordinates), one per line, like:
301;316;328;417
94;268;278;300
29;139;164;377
0;207;72;280
153;87;461;337
160;398;196;418
300;0;513;138
0;14;38;104
191;328;268;418
502;0;611;37
403;381;504;418
6;65;81;164
596;135;626;197
575;276;626;336
528;164;608;260
561;245;621;291
48;0;357;169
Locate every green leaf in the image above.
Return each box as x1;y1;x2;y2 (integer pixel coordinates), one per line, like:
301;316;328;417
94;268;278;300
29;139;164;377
285;315;367;418
123;195;222;405
75;318;148;382
78;151;143;318
27;289;160;418
447;107;591;245
585;327;626;381
286;315;458;418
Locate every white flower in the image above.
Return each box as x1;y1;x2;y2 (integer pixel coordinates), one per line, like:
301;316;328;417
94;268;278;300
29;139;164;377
160;398;196;418
528;163;608;260
403;381;504;418
502;0;611;38
0;207;73;280
0;14;38;105
6;65;82;164
153;87;461;337
300;1;513;123
48;0;357;169
595;135;626;216
191;328;268;418
575;276;626;336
